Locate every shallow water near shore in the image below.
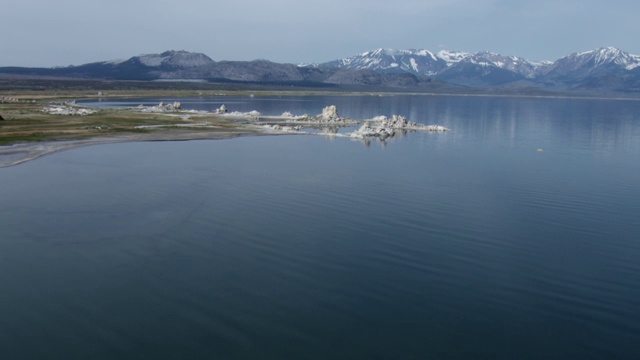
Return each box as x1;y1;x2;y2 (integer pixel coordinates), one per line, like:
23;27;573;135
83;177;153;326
2;95;640;359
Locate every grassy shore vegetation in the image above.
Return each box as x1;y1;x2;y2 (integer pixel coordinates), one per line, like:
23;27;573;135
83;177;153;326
0;92;267;145
0;98;175;144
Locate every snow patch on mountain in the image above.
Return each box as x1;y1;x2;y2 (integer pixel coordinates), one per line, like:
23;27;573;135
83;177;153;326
138;53;170;67
410;58;419;72
626;57;640;70
437;50;470;66
104;58;126;65
162;51;214;68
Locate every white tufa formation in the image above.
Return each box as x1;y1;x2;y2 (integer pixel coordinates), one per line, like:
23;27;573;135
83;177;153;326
318;105;340;121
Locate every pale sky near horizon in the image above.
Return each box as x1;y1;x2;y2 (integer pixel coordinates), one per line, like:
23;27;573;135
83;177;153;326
1;0;638;67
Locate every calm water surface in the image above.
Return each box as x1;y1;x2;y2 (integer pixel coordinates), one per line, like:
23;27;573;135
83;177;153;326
2;95;640;359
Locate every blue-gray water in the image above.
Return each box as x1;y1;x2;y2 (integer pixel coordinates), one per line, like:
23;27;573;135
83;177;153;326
2;95;640;359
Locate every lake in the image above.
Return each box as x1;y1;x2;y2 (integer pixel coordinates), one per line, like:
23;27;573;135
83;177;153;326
2;95;640;359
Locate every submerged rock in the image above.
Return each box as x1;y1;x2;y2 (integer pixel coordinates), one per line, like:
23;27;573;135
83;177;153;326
321;126;339;134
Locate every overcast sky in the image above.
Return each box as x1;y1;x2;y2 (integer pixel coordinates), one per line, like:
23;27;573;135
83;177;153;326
2;0;638;67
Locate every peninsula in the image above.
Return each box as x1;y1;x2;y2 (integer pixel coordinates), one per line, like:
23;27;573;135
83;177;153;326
0;90;448;167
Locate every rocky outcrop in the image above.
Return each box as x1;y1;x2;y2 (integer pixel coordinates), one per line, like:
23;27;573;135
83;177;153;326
261;124;302;132
350;122;395;139
349;114;449;139
260;105;357;125
317;105;341;121
215;104;227;114
226;110;261;118
42;105;96;116
137;102;183;113
375;114;449;132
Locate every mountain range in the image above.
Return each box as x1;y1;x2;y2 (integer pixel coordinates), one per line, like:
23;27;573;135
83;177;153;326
2;47;640;94
315;47;640;91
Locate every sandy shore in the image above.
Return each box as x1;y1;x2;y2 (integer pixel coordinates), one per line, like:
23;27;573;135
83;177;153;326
0;128;269;168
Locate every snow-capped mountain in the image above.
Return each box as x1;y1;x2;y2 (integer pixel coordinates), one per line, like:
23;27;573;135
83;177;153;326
320;48;448;76
542;47;640;81
456;51;543;78
315;46;640;90
318;48;548;79
433;51;552;86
